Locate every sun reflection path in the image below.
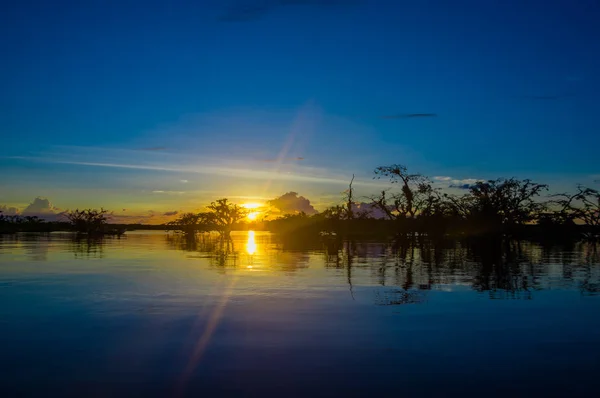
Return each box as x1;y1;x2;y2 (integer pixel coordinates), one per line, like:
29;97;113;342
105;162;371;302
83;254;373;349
246;230;257;256
176;231;260;396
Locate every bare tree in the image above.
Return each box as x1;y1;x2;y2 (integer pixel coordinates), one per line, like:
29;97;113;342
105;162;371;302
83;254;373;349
552;185;600;227
371;164;432;219
64;208;109;234
345;174;355;220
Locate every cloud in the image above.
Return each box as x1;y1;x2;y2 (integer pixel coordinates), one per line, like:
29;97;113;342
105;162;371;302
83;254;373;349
180;179;189;183
447;178;482;190
516;94;574;100
219;0;359;22
0;205;20;215
259;156;304;162
381;113;437;119
12;155;356;187
22;197;58;215
268;192;317;215
449;184;474;190
432;176;482;190
163;211;179;216
152;190;185;195
140;146;167;151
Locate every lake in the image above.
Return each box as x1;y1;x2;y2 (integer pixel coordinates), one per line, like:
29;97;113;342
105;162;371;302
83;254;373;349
1;231;599;397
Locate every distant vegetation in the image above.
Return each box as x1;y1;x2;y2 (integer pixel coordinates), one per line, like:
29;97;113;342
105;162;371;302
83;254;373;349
264;164;599;242
2;164;599;241
166;198;247;236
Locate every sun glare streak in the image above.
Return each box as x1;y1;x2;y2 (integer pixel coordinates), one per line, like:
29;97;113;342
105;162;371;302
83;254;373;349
176;275;238;397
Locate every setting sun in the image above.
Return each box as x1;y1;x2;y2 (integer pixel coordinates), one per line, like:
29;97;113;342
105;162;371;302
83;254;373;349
242;203;263;221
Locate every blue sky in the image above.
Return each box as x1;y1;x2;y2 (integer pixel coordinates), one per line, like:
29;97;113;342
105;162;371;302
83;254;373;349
1;0;599;218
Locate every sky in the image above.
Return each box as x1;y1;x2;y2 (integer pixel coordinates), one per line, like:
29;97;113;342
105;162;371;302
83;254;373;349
1;0;599;222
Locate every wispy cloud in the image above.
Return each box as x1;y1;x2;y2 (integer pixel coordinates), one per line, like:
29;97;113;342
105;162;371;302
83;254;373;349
152;190;186;195
139;146;167;151
433;176;482;190
163;211;179;216
219;0;359;22
259;156;304;162
8;145;381;188
381;113;437;119
8;154;356;188
515;94;575;100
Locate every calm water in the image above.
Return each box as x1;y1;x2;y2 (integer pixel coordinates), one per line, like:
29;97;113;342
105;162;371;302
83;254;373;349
1;231;599;397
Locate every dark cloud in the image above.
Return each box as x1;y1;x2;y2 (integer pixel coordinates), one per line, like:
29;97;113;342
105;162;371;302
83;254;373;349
449;184;474;190
0;205;20;215
219;0;358;22
381;113;437;119
163;211;179;216
268;192;317;215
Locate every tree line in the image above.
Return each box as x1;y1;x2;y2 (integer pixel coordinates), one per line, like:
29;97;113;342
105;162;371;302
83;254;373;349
267;164;599;240
2;163;598;240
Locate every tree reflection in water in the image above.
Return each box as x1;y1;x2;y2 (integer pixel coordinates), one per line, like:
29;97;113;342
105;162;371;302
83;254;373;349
164;231;600;303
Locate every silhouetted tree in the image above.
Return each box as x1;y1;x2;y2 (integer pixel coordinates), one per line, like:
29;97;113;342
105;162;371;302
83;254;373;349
206;198;247;236
371;164;433;220
345;174;355;220
446;178;548;234
552;185;600;228
64;208;109;234
166;212;211;234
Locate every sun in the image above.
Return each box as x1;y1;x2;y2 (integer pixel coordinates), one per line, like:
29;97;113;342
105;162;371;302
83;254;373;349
242;203;263;221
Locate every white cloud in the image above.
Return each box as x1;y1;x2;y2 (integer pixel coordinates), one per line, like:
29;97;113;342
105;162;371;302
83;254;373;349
23;197;57;215
433;176;452;181
268;192;317;215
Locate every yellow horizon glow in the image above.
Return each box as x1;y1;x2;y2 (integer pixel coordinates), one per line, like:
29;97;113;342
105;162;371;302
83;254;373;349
242;202;263;221
241;202;262;209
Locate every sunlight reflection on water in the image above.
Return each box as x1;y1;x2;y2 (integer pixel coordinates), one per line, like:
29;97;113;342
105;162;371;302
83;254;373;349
1;231;600;396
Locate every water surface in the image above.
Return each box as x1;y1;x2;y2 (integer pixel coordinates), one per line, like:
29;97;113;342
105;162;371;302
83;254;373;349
1;231;599;397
